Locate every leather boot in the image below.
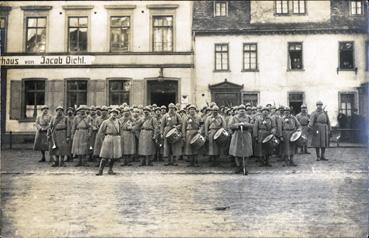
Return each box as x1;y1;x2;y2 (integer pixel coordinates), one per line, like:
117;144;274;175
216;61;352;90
75;156;83;167
108;160;116;175
289;156;297;166
96;159;106;176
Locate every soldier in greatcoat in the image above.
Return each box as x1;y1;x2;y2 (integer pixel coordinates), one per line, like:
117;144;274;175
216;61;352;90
93;106;109;166
229;105;253;174
204;105;226;167
119;107;135;166
65;107;75;162
296;104;310;154
272;106;284;160
253;107;276;167
96;108;122;176
308;100;331;161
153;107;164;162
88;106;98;161
33;105;52;162
71;105;92;167
48;106;70;167
137;106;158;166
182;105;201;167
161;103;183;166
280;107;301;166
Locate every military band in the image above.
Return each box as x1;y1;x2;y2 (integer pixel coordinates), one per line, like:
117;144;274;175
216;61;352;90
33;100;331;176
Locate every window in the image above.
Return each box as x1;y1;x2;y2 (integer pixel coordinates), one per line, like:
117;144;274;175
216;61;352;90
0;17;6;53
340;93;355;116
288;92;304;115
242;93;258;106
288;42;303;70
67;80;87;108
24;80;46;119
152;16;173;52
214;43;229;71
214;1;228;17
110;16;130;52
109;80;130;105
275;0;289;14
68;16;88;52
339;42;354;70
350;0;363;15
25;17;46;53
292;0;306;14
243;43;258;71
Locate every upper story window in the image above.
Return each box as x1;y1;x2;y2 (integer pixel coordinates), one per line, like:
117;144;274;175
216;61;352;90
350;0;364;15
214;43;229;71
152;16;173;52
110;16;130;52
288;42;303;70
66;80;88;108
24;79;46;119
275;0;289;14
292;0;306;14
68;16;88;52
0;17;6;53
243;43;258;71
26;17;46;53
339;42;355;70
214;1;228;17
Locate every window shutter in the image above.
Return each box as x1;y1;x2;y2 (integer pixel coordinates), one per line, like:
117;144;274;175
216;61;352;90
131;80;145;105
88;80;106;106
47;80;64;112
10;80;22;120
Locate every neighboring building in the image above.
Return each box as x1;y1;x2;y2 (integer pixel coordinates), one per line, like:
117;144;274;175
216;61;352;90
193;0;369;125
1;1;193;133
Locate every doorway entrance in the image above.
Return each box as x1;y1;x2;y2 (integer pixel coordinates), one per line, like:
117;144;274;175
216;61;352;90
147;80;178;107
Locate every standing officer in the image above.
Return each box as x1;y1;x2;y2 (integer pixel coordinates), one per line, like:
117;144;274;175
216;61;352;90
308;100;331;161
229;105;253;174
48;106;70;167
65;107;75;162
71;105;92;167
161;103;183;166
281;107;301;166
253;107;276;167
137;106;158;166
33;105;52;162
204;105;226;167
96;107;122;176
182;104;201;167
296;104;310;154
120;107;136;166
93;106;109;167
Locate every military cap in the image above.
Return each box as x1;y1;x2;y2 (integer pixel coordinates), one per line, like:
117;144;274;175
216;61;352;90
77;105;88;111
41;105;49;110
278;106;285;110
101;106;108;111
257;105;262;110
271;105;276;110
143;106;151;112
316;100;323;105
90;106;96;111
67;107;75;112
301;104;307;108
246;105;252;110
245;103;251;107
123;107;130;112
138;105;143;109
201;106;208;112
152;104;158;108
261;107;270;112
95;106;101;110
55;106;64;111
179;109;186;113
213;105;220;111
154;106;161;112
251;106;257;110
109;107;119;114
284;106;291;111
168;103;176;108
161;105;167;110
238;104;246;110
132;105;137;109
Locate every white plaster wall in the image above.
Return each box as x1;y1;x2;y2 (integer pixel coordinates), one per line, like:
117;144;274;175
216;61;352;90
250;0;331;24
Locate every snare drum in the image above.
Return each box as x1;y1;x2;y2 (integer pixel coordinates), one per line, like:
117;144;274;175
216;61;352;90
213;128;230;145
165;128;182;144
190;133;206;149
262;134;280;148
290;130;307;147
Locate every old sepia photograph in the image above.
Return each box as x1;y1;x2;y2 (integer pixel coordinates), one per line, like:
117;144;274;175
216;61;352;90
0;0;368;237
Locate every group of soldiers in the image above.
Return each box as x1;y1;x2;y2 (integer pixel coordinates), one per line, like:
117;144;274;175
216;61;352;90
33;100;331;176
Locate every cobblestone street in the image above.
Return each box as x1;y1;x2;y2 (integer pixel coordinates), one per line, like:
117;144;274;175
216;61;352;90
1;148;368;237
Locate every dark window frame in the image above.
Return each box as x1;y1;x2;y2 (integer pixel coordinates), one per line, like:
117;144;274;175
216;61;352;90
275;0;289;15
288;92;305;115
366;41;369;71
152;15;174;52
67;16;88;52
214;43;230;72
288;42;304;71
339;92;357;116
110;16;131;52
21;78;46;121
0;16;7;54
108;79;131;105
242;43;258;72
292;0;307;15
65;78;89;108
338;41;355;70
213;1;228;17
349;0;364;16
242;92;259;107
25;16;47;53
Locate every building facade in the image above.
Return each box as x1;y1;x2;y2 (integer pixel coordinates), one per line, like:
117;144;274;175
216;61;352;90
193;0;369;125
1;1;193;133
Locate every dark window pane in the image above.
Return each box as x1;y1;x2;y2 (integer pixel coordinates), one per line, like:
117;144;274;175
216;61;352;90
36;92;45;105
110;81;123;91
78;28;87;51
78;81;87;90
339;42;354;69
26;92;35;105
78;92;87;105
67;81;78;90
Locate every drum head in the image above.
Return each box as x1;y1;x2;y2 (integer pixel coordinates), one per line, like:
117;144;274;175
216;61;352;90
290;131;302;142
262;134;274;144
214;128;224;140
166;128;177;138
190;134;200;144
